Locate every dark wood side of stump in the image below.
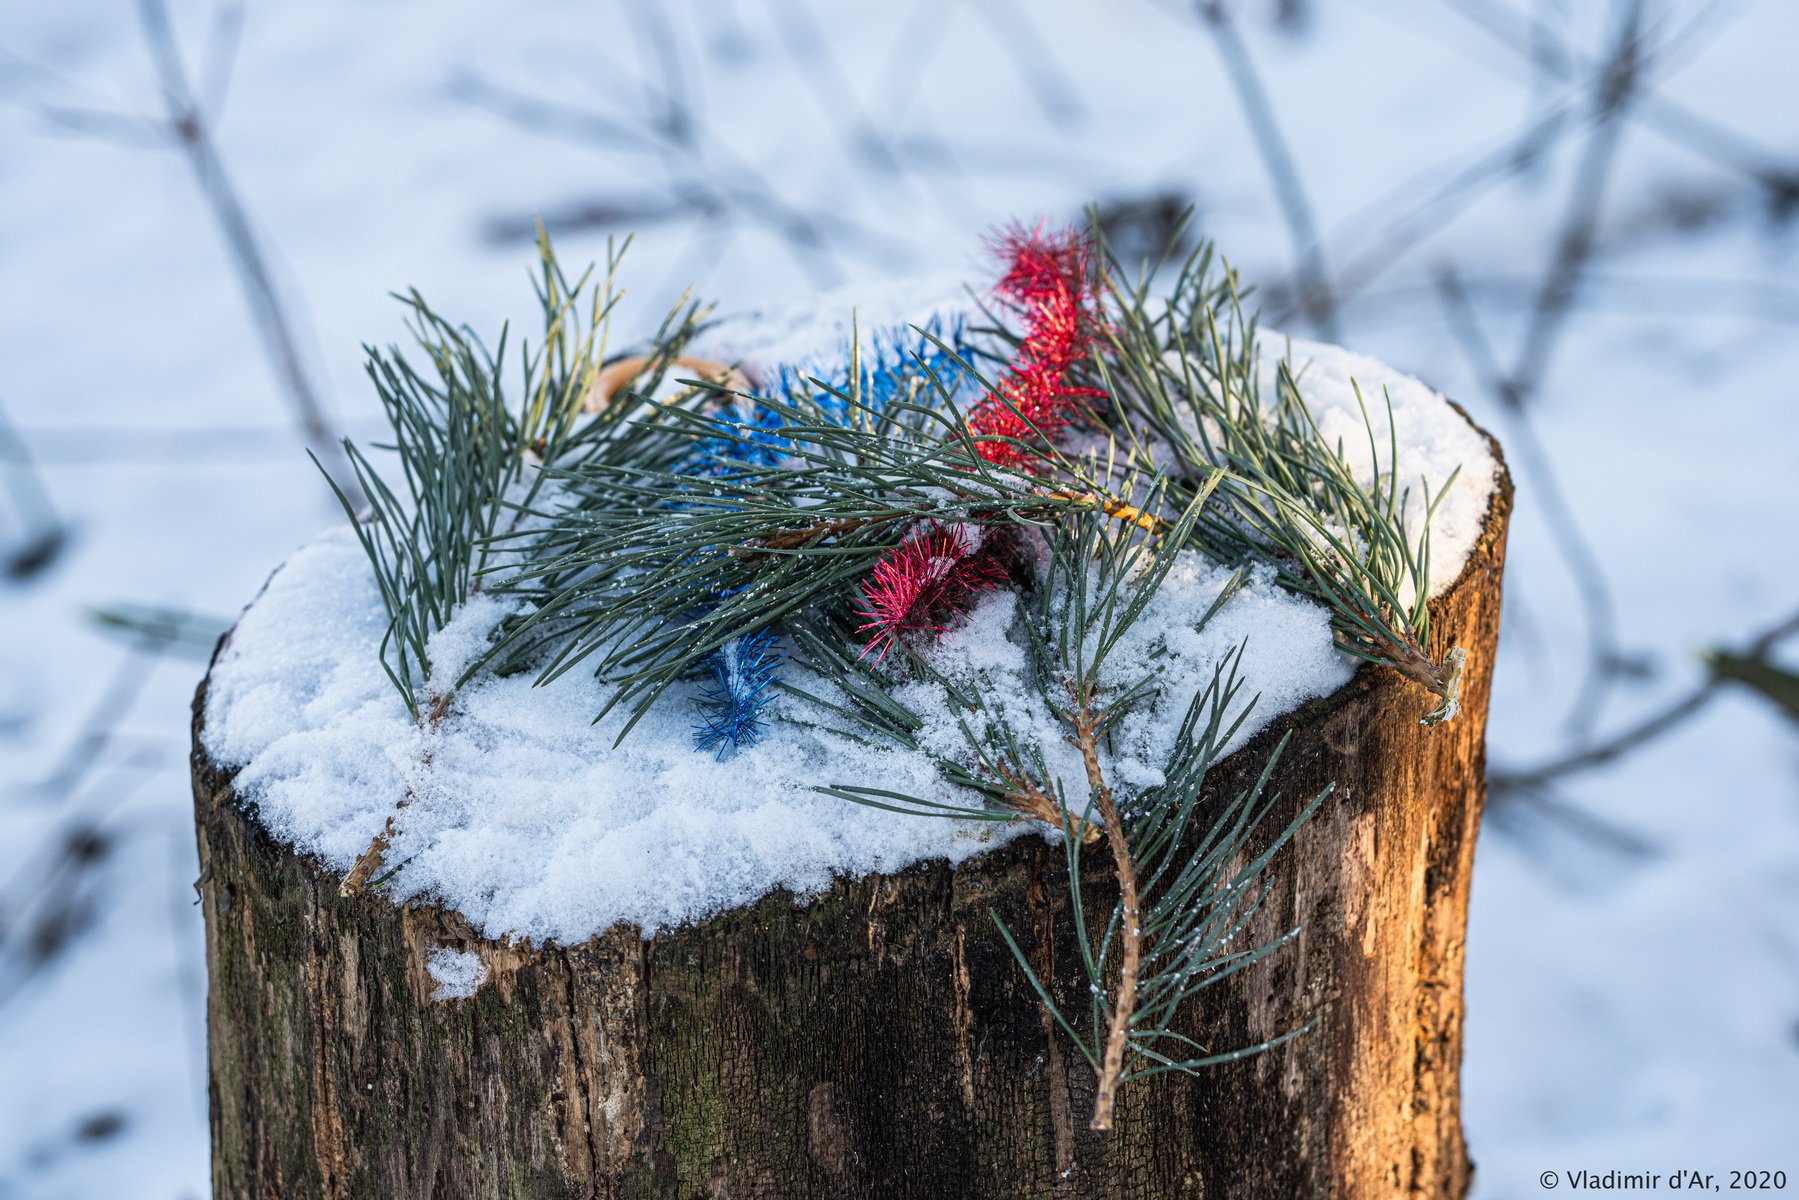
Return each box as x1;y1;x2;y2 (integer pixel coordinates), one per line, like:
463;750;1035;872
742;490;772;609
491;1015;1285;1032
193;458;1510;1200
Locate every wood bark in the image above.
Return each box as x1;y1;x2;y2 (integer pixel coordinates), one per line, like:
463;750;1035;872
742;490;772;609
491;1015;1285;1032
193;433;1510;1200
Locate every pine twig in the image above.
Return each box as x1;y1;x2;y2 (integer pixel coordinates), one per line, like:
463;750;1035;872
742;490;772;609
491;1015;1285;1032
339;689;452;897
1093;235;1467;722
1068;693;1138;1132
338;808;403;897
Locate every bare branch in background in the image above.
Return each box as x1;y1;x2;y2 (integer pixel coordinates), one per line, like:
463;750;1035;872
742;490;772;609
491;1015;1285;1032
33;103;171;147
0;390;70;580
22;635;173;809
1094;191;1199;270
1499;0;1641;733
89;603;232;661
1522;0;1572;182
962;0;1089;128
1483;781;1661;865
451;59;913;288
1196;0;1337;339
1435;264;1624;734
0;419;388;464
0;821;114;1011
1358;268;1799;328
760;0;919;191
1503;0;1643;414
1283;0;1789;322
1285;99;1577;322
133;0;346;486
458;2;903;288
480;191;717;245
1443;0;1799;215
6;6;353;490
1422;3;1652;737
1492;606;1799;795
194;0;245;122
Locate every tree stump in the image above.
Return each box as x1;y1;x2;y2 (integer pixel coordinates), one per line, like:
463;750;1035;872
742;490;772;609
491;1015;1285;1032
192;433;1510;1200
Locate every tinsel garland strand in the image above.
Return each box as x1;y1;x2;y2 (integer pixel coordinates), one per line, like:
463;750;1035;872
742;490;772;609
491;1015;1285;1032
966;224;1105;469
855;224;1099;657
690;319;974;753
855;522;1013;661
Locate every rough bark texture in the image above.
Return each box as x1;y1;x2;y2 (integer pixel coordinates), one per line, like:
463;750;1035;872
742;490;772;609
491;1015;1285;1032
193;441;1510;1200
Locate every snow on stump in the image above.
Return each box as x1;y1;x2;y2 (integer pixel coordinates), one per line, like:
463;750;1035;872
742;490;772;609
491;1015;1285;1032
190;254;1513;1198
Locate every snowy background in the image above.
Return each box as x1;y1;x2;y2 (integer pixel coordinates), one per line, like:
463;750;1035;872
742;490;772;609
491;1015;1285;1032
1;0;1795;1196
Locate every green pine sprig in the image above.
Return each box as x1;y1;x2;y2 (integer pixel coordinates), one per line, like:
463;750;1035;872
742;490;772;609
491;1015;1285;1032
313;231;708;720
1092;224;1468;723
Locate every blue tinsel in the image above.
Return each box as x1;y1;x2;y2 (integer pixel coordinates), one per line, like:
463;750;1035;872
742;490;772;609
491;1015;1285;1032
775;315;972;429
684;400;789;477
692;628;784;758
683;317;971;757
683;316;972;481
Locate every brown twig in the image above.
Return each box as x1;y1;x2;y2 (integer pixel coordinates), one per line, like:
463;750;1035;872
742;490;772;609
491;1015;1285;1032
585;354;752;413
1043;489;1164;535
992;766;1098;846
339;691;454;897
338;807;403;898
1342;628;1466;726
1491;605;1799;793
1066;693;1139;1133
736;511;916;557
747;489;1165;560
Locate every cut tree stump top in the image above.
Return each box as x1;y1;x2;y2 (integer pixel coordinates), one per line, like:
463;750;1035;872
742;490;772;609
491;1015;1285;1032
192;328;1510;1199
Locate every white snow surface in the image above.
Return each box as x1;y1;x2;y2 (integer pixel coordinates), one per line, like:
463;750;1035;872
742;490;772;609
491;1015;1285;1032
425;946;488;1002
200;306;1492;945
202;528;1357;943
690;272;978;377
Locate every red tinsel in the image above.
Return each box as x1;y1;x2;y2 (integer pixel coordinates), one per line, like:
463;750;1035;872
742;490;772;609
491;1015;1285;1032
856;225;1099;658
967;224;1105;468
856;523;1010;660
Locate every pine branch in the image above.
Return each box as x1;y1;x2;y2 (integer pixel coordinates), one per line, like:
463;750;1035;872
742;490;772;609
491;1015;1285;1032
499;380;1178;740
1092;226;1468;723
796;492;1321;1128
307;221;1465;1127
321;232;708;890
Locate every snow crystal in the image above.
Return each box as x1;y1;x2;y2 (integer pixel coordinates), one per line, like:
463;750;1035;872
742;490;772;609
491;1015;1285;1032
201;293;1497;947
426;946;488;1001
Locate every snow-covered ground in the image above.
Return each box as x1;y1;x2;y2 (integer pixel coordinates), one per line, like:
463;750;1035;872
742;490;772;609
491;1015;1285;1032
1;1;1794;1195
